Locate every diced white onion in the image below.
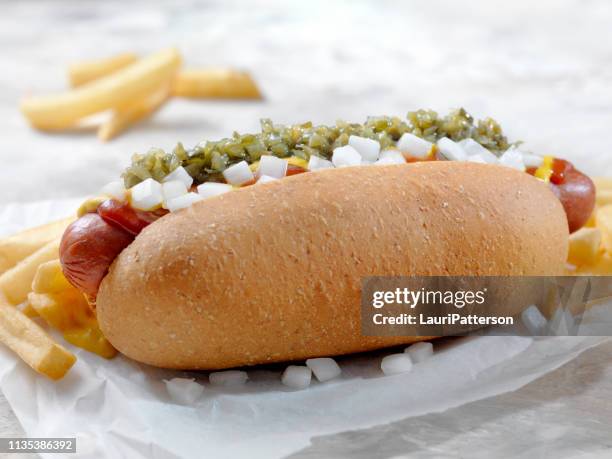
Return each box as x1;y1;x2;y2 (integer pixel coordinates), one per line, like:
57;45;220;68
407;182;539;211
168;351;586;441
308;155;334;171
130;178;163;211
378;150;406;164
396;133;433;158
349;135;380;162
404;342;433;363
163;166;194;189
164;378;204;405
332;145;362;167
522;153;544;168
166;192;204;212
499;148;526;171
197;182;233;199
222;161;254;185
281;365;312;389
381;353;413;375
458;139;499;164
258;155;288;179
521;305;548;336
305;357;341;382
209;370;248;387
257;175;278;184
437;137;467;161
467;155;487;164
162;180;188;208
100;180;127;201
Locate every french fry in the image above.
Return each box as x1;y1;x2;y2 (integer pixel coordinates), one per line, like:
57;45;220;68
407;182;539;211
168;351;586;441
596;190;612;207
0;217;73;275
68;53;138;87
98;83;171;141
21;48;182;130
0;294;76;380
596;205;612;254
584;207;597;228
593;177;612;191
32;259;73;294
568;227;602;266
172;69;262;99
19;302;39;319
593;177;612;207
29;261;117;358
576;253;612;275
0;239;60;305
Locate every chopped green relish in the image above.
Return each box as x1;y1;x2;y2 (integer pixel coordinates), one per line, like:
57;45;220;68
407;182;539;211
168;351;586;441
122;108;512;188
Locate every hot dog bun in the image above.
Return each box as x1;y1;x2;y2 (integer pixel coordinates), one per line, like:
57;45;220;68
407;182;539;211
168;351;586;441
97;162;568;369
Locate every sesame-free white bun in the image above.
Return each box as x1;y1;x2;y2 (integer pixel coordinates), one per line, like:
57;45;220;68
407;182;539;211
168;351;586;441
97;162;568;369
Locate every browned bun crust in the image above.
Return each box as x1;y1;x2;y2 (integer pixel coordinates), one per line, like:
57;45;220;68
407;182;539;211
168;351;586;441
97;162;568;369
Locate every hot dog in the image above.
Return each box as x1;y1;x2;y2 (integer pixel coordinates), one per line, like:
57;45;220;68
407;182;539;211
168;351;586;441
96;162;567;369
60;200;165;297
57;110;590;369
59;213;134;298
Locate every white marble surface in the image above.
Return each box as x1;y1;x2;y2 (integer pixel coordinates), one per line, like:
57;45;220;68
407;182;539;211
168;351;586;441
0;0;611;457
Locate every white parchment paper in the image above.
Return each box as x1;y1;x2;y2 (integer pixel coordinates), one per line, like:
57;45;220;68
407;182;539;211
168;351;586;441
0;200;608;459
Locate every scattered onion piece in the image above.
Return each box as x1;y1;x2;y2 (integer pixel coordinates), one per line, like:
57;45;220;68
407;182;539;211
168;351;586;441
161;180;188;208
381;353;413;375
332;145;361;167
437;137;467;161
166;192;203;212
222;160;254;185
281;365;312;389
163;166;194;188
164;378;204;405
305;357;341;382
130;178;163;211
258;155;287;178
197;182;233;198
404;342;433;363
257;175;278;184
397;133;433;158
307;155;334;171
100;180;127;201
348;135;380;162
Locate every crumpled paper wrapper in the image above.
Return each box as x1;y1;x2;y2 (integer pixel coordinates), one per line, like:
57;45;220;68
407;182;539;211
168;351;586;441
0;199;609;459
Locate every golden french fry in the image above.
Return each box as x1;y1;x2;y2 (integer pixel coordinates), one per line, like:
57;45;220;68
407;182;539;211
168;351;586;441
596;205;612;254
21;48;181;130
584;207;597;228
68;53;138;87
593;177;612;191
596;190;612;207
0;294;76;380
32;260;72;294
19;302;39;318
98;84;171;141
0;239;60;305
575;253;612;275
172;69;262;99
29;261;117;358
568;227;602;266
0;217;73;275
